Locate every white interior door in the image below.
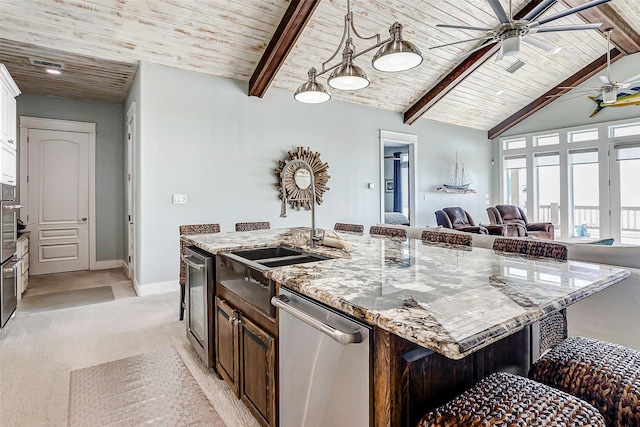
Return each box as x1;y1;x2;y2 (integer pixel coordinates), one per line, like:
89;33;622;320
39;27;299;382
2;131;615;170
28;128;90;275
126;121;134;279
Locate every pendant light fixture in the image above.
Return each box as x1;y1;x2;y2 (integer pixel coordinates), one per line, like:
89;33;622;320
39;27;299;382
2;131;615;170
294;0;422;104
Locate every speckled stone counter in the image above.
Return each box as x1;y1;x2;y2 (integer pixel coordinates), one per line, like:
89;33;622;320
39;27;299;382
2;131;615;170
183;227;630;360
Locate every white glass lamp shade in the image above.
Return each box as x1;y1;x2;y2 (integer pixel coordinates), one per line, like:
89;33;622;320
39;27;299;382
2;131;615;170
328;61;370;90
372;23;423;72
294;68;331;104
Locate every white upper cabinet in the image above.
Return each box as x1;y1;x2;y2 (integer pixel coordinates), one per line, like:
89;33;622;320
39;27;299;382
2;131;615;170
0;64;21;185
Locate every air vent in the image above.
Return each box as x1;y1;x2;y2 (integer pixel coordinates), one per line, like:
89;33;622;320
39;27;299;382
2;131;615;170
28;58;65;70
505;59;526;74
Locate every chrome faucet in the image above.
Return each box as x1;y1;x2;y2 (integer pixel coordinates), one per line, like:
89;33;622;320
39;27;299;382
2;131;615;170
280;159;324;248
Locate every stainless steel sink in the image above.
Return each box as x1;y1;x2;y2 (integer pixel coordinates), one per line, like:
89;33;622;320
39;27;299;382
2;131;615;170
216;246;330;318
229;246;330;268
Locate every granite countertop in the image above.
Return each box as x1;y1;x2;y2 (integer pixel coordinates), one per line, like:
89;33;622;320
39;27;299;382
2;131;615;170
183;227;630;359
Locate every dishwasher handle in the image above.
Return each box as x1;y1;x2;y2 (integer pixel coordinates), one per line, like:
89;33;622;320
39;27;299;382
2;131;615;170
271;295;362;345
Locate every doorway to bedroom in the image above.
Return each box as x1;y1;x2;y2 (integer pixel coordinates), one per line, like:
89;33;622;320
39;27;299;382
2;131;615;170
380;130;417;226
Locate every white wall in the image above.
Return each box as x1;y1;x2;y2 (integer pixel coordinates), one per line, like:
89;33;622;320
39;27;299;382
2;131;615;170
126;63;492;291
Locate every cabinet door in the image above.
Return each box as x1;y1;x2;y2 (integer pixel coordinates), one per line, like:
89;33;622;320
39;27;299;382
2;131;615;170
7;96;16;149
1;142;16;185
0;85;7;144
240;315;276;427
215;297;240;397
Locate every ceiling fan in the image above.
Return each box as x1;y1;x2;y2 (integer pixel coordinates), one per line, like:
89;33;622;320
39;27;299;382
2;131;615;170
553;29;640;104
429;0;610;61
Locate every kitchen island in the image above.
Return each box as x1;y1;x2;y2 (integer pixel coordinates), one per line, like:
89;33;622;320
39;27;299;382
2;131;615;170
183;227;630;426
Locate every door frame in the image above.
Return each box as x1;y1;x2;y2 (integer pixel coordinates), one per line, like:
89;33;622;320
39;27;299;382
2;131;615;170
125;102;136;280
379;130;418;226
19;116;97;269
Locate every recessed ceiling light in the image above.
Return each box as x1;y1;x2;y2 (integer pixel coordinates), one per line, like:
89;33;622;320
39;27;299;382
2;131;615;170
46;69;61;75
495;90;504;96
552;46;563;54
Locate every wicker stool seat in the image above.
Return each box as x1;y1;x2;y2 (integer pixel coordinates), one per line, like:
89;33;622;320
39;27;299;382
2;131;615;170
235;221;270;231
530;336;640;427
418;372;605;426
421;230;472;247
369;225;407;239
334;222;364;234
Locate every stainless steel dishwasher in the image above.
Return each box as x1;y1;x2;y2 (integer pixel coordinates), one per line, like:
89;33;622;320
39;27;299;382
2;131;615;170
272;288;372;427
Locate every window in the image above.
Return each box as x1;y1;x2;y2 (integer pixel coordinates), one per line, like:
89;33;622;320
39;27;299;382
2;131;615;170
534;133;559;147
569;149;599;239
615;145;640;245
503;156;527;211
610;122;640;138
568;128;598;143
503;137;526;150
534;153;560;237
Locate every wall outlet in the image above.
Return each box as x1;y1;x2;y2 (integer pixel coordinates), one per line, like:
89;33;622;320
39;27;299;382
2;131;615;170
172;194;188;204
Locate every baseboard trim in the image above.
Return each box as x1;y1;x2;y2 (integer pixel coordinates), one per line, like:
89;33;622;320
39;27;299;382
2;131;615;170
134;280;179;296
92;260;124;270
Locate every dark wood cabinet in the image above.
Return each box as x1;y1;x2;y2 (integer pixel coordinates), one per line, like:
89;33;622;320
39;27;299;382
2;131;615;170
215;297;240;396
214;294;277;427
240;315;276;427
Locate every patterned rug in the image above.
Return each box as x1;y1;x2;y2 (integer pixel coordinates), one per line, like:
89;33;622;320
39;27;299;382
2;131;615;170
68;347;225;426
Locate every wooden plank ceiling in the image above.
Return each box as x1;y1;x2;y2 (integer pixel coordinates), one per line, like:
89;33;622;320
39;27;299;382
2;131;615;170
0;0;637;134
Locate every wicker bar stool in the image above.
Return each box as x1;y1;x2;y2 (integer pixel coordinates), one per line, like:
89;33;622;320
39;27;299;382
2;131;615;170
493;238;569;356
369;226;407;239
179;223;220;320
530;336;640;427
333;222;364;235
235;221;270;232
417;372;605;426
421;230;472;247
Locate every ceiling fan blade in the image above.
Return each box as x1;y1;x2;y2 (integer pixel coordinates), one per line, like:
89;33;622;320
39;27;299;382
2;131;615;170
436;24;494;32
532;23;602;33
622;73;640;84
536;0;611;26
599;75;611;85
522;36;555;51
488;0;510;24
429;36;494;50
523;0;556;21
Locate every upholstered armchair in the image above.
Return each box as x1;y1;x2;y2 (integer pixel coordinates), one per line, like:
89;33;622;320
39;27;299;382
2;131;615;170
435;207;505;235
486;205;554;240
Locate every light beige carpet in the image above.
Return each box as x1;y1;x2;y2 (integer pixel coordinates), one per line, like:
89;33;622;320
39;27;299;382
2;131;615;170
68;347;224;427
18;286;115;315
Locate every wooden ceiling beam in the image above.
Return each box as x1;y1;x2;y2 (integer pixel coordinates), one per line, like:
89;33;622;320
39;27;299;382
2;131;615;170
560;1;640;54
487;48;624;140
248;0;321;98
403;0;548;125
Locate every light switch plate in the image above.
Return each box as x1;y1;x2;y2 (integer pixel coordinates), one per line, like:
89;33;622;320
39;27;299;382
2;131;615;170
172;194;188;204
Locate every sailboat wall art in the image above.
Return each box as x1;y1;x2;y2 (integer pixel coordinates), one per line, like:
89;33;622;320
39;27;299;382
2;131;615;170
437;153;476;194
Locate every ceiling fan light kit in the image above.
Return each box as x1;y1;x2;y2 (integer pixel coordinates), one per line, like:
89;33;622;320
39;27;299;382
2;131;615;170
430;0;610;62
294;0;422;104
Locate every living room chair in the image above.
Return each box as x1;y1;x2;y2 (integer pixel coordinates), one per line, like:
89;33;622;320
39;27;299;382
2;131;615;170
435;207;505;235
487;205;554;240
179;223;220;320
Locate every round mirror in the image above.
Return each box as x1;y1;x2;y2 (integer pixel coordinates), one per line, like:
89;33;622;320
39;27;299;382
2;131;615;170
294;168;311;190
